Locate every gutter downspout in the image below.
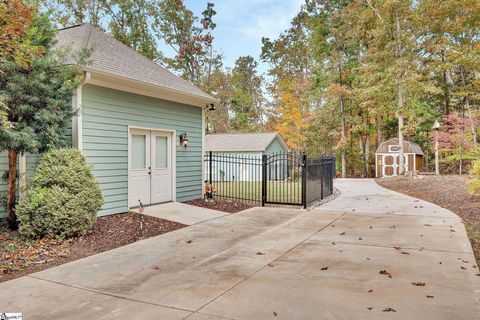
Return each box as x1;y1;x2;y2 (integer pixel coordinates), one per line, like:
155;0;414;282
73;71;91;152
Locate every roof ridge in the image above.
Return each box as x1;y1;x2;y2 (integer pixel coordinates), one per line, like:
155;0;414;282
57;23;87;31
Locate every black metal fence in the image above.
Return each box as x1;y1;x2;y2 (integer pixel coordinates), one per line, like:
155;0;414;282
204;151;335;208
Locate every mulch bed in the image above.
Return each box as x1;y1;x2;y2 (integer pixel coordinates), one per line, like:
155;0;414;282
185;198;254;213
0;212;185;283
377;175;480;265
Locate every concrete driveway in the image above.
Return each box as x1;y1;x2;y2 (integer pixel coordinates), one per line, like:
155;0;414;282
1;179;479;319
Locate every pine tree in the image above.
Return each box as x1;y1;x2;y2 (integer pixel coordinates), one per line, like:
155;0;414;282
0;10;86;229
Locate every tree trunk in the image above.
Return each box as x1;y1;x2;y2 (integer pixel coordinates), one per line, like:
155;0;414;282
396;16;406;176
7;150;18;229
365;120;371;178
358;131;365;177
398;88;405;175
465;97;478;145
441;53;450;115
460;68;477;145
375;115;382;151
340;98;346;178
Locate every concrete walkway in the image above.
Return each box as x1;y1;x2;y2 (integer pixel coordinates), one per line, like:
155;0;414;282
1;179;479;319
133;202;227;225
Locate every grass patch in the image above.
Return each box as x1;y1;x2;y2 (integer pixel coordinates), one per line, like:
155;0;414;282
212;180;302;204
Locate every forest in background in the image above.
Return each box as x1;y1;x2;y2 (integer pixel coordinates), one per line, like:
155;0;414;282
39;0;480;177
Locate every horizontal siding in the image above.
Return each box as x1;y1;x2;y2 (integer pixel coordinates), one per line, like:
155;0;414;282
265;137;288;154
82;84;203;216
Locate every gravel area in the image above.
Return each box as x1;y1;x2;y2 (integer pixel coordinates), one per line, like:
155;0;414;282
377;175;480;265
0;212;185;283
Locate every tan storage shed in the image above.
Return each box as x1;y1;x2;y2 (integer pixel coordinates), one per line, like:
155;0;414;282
375;138;424;177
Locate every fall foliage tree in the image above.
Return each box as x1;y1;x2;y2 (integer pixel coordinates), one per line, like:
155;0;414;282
0;9;87;229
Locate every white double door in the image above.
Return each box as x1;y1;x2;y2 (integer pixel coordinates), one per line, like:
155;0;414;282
129;129;173;208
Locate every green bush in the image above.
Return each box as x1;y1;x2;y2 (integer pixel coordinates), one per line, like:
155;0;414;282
468;159;480;196
16;148;103;239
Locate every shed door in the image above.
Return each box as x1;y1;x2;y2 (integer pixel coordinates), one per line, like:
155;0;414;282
129;130;151;208
129;129;173;208
150;132;172;204
383;155;395;177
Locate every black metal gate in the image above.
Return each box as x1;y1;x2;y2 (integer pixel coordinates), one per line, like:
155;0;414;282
262;153;305;207
205;151;335;208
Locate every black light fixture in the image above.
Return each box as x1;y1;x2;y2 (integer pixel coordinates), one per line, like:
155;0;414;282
179;133;188;149
206;103;216;111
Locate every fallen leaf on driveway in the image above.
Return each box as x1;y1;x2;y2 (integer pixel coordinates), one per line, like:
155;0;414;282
394;246;401;250
401;251;410;255
367;307;373;310
256;252;265;255
151;265;160;270
424;224;432;227
267;263;274;267
340;232;346;235
382;307;397;312
426;295;434;298
411;282;426;286
358;237;363;240
379;270;392;278
460;266;467;270
450;229;456;233
366;257;370;260
186;240;192;243
475;273;480;276
369;226;373;229
273;311;278;317
321;267;328;271
331;242;336;245
368;289;373;293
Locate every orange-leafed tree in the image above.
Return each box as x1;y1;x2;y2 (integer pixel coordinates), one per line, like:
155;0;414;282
272;78;307;151
0;0;34;67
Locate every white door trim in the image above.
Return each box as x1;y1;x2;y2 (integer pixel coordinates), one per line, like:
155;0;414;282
128;127;176;209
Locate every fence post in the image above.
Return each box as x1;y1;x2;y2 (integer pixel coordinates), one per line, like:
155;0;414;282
319;157;323;199
332;155;336;179
262;154;267;207
302;154;307;209
209;151;213;184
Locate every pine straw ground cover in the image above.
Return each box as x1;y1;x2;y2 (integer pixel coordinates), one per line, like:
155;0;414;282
0;212;185;283
185;198;254;213
377;175;480;265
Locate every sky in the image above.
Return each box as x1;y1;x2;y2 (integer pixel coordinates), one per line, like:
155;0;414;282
181;0;304;74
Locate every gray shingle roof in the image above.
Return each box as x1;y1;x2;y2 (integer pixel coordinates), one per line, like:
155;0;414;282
55;24;215;101
206;133;287;152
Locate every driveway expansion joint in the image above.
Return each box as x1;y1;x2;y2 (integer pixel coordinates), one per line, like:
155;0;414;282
307;239;474;255
27;274;197;314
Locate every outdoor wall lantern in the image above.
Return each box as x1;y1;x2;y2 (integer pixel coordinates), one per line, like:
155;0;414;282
206;103;216;111
179;133;188;149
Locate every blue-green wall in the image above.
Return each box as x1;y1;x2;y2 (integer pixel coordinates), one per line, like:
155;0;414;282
82;84;203;216
265;137;287;154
